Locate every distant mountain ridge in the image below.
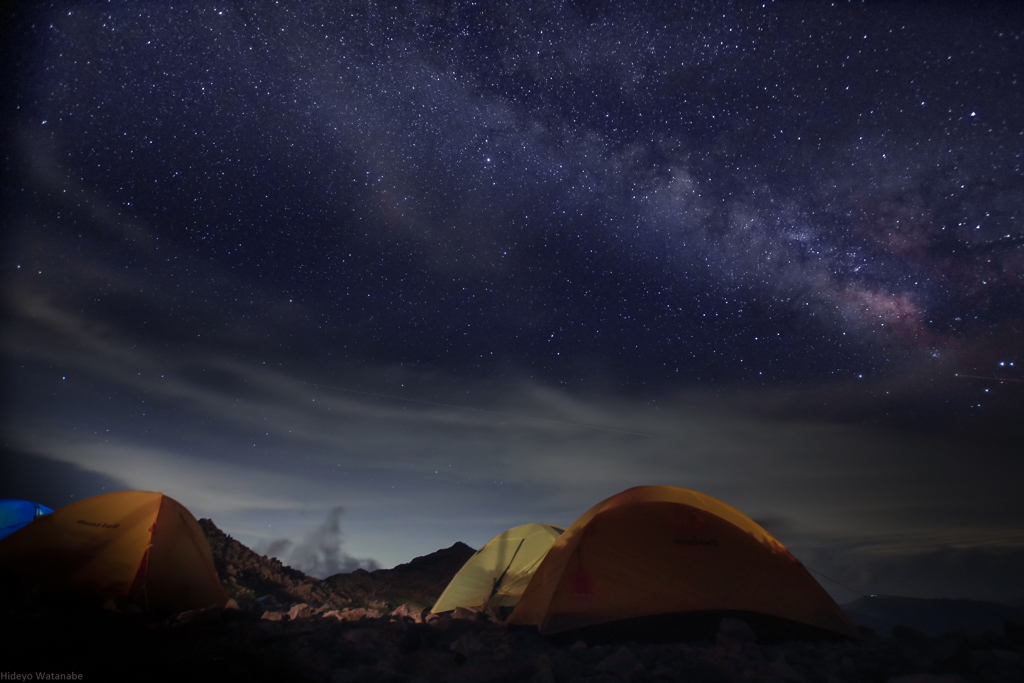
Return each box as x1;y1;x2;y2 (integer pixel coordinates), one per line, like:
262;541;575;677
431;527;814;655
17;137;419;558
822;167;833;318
324;541;476;611
199;518;346;608
843;595;1024;637
199;518;474;611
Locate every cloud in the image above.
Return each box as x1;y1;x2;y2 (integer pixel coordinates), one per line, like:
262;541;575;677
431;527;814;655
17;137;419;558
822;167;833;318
256;506;379;579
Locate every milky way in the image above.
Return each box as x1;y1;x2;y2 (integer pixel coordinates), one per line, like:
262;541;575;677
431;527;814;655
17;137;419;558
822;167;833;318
3;2;1023;594
7;1;1022;388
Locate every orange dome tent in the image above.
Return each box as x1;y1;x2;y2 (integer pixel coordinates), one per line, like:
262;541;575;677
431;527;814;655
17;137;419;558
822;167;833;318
507;486;857;640
0;490;228;613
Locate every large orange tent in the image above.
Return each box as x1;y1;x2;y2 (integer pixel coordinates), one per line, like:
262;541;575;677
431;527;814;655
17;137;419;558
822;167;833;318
507;486;857;640
0;490;228;612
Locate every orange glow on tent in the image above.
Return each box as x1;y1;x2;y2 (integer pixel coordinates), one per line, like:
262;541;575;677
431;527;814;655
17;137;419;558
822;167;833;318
0;490;228;613
507;486;857;639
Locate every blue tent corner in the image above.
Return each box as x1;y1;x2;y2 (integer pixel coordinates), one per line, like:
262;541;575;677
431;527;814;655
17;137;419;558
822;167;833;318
0;499;54;540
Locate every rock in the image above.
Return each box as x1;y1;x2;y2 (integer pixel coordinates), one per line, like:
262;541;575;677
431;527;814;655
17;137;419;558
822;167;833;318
570;640;588;650
331;665;407;683
399;648;460;681
261;610;283;621
718;617;757;644
594;646;643;680
450;660;537;683
333;608;371;621
893;625;931;645
343;627;381;648
449;632;485;658
390;603;424;623
288;603;312;620
177;604;225;624
965;646;1023;679
451;606;480;621
530;653;556;683
736;660;795;683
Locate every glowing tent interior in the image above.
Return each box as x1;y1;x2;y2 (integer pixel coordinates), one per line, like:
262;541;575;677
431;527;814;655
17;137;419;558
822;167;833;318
432;523;564;613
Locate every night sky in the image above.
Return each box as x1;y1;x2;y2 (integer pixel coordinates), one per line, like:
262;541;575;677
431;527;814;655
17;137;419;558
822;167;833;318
3;1;1023;602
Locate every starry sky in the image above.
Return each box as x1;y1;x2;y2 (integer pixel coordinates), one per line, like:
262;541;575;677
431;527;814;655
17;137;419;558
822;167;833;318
2;1;1023;601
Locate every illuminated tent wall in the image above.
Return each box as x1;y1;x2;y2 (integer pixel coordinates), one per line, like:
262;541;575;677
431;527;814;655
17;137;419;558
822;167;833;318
0;490;228;612
507;486;857;640
0;499;53;540
432;523;563;613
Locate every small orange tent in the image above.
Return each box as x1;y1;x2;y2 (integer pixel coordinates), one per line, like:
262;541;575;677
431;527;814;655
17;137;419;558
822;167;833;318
0;490;228;612
507;486;856;640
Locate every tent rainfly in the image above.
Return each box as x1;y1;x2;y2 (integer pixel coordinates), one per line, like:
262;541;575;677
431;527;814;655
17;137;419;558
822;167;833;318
432;523;564;614
0;499;53;540
0;490;228;613
507;486;858;640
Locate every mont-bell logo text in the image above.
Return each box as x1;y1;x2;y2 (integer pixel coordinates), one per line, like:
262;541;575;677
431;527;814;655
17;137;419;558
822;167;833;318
1;674;83;681
77;519;119;529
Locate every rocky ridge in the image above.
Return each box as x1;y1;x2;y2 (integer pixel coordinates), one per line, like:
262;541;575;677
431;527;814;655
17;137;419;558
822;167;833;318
199;518;475;612
199;517;348;609
323;541;476;612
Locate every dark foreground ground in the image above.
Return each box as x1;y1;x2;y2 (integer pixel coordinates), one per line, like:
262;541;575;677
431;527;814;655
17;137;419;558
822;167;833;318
4;521;1023;682
5;599;1024;683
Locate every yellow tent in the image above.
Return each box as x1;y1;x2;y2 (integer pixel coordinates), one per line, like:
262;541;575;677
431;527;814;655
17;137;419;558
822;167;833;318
507;486;857;639
0;490;228;612
431;523;564;613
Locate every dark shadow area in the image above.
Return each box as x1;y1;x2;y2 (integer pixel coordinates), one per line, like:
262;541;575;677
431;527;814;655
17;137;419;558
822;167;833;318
0;601;316;683
544;610;854;646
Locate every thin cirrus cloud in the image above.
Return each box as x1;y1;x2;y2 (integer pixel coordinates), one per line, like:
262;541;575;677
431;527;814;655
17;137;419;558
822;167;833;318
6;292;1022;567
4;277;1023;592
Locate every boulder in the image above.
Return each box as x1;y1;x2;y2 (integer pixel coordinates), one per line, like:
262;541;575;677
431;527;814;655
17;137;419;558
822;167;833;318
594;646;643;680
177;604;225;625
389;603;424;623
288;603;312;620
451;606;481;621
449;632;485;658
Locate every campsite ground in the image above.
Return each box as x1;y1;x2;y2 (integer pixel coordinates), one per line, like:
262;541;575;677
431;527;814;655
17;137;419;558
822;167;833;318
3;521;1023;682
6;599;1024;683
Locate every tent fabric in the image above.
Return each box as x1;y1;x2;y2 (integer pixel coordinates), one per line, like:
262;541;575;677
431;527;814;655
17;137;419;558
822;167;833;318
0;500;53;540
507;486;857;639
0;490;228;612
432;523;564;613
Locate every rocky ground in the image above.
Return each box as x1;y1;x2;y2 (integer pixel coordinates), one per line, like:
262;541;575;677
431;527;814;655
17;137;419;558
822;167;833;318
6;599;1023;682
2;521;1022;682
